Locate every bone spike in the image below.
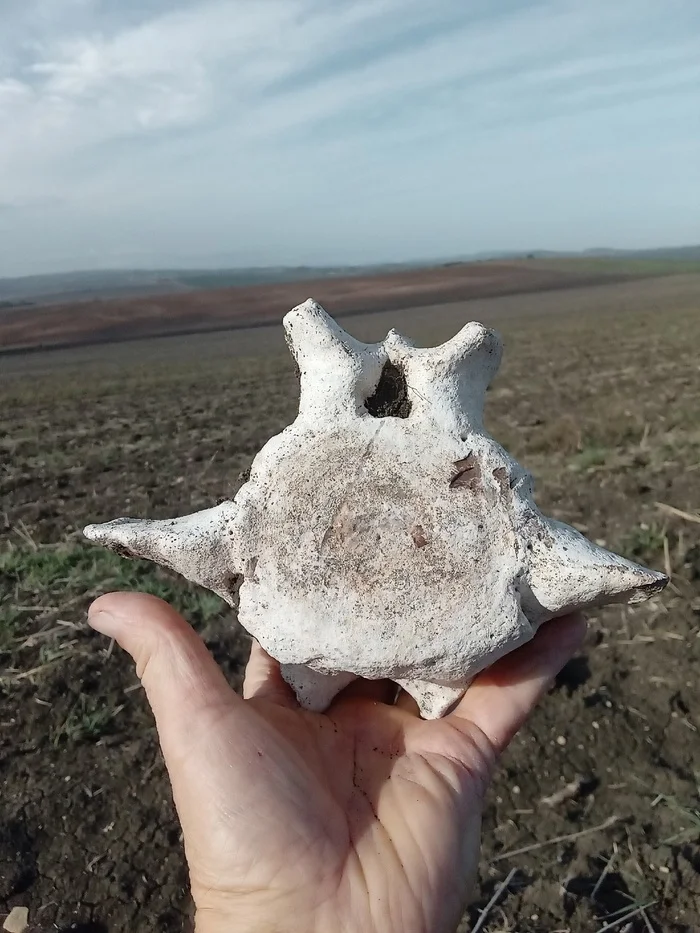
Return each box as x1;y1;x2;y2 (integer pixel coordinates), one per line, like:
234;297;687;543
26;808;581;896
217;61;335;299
83;501;241;604
284;299;367;359
279;664;356;711
522;517;668;623
394;679;467;719
283;299;386;418
432;321;502;374
384;327;415;351
385;322;503;434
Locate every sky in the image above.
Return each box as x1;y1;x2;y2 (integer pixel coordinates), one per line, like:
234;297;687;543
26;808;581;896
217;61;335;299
0;0;698;277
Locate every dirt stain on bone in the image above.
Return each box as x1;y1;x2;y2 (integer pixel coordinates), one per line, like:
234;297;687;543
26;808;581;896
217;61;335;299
321;502;357;549
410;524;429;548
110;543;137;560
492;466;510;497
450;454;481;490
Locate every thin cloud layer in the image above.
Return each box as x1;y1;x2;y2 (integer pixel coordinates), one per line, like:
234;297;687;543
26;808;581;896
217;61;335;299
0;0;698;274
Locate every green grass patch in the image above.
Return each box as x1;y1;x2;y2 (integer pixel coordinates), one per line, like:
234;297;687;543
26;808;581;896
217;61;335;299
572;445;610;471
619;523;666;562
52;693;121;746
0;541;227;648
0;605;24;653
539;256;700;276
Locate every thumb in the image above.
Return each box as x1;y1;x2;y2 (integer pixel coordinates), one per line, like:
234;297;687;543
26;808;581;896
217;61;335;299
88;591;238;757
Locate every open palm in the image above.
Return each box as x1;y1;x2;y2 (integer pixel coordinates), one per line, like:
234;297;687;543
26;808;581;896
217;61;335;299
88;592;585;933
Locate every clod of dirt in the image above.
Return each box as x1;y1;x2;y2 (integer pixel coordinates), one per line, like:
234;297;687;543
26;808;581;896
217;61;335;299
3;906;29;933
83;299;668;718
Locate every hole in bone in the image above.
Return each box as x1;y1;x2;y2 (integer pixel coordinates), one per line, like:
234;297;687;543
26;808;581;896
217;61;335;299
364;361;412;419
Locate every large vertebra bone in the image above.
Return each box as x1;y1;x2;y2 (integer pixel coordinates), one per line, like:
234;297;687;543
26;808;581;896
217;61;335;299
84;300;667;718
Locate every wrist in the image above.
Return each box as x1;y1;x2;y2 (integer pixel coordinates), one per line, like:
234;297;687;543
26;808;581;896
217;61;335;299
195;910;326;933
194;898;335;933
195;909;278;933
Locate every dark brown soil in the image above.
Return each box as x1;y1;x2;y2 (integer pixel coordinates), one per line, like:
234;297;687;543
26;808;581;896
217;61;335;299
1;274;699;932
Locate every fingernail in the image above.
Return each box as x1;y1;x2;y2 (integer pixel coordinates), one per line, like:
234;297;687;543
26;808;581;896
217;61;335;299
87;608;120;638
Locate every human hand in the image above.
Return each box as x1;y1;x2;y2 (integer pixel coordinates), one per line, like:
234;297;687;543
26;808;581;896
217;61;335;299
88;593;585;933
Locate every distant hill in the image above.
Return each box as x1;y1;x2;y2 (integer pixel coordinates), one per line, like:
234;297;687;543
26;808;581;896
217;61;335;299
581;245;700;261
469;245;700;262
1;246;698;308
0;262;430;309
2;257;693;355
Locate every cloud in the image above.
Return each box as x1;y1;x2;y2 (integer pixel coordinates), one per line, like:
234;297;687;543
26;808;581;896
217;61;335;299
0;0;698;273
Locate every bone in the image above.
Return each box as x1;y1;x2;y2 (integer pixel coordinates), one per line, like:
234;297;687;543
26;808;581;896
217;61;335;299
84;502;241;604
385;322;502;434
283;299;386;420
522;516;668;623
394;679;467;719
84;301;668;718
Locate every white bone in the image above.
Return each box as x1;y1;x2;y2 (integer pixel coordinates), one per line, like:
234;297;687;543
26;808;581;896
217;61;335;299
84;301;667;718
283;299;386;420
84;502;241;603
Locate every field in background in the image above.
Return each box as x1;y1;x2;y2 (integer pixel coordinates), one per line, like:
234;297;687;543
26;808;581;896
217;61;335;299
2;245;699;310
1;274;699;932
4;257;700;354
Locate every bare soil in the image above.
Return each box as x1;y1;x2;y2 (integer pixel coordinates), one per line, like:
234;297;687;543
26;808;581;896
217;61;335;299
0;259;656;353
1;273;699;932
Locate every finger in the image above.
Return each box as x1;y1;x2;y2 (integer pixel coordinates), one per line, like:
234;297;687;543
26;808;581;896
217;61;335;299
451;613;587;756
88;592;237;757
243;641;299;708
334;677;398;706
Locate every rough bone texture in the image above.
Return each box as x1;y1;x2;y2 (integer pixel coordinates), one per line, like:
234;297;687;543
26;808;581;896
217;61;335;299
84;299;668;718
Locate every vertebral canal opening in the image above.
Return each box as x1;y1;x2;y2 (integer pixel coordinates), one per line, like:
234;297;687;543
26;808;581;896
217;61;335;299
364;361;412;419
